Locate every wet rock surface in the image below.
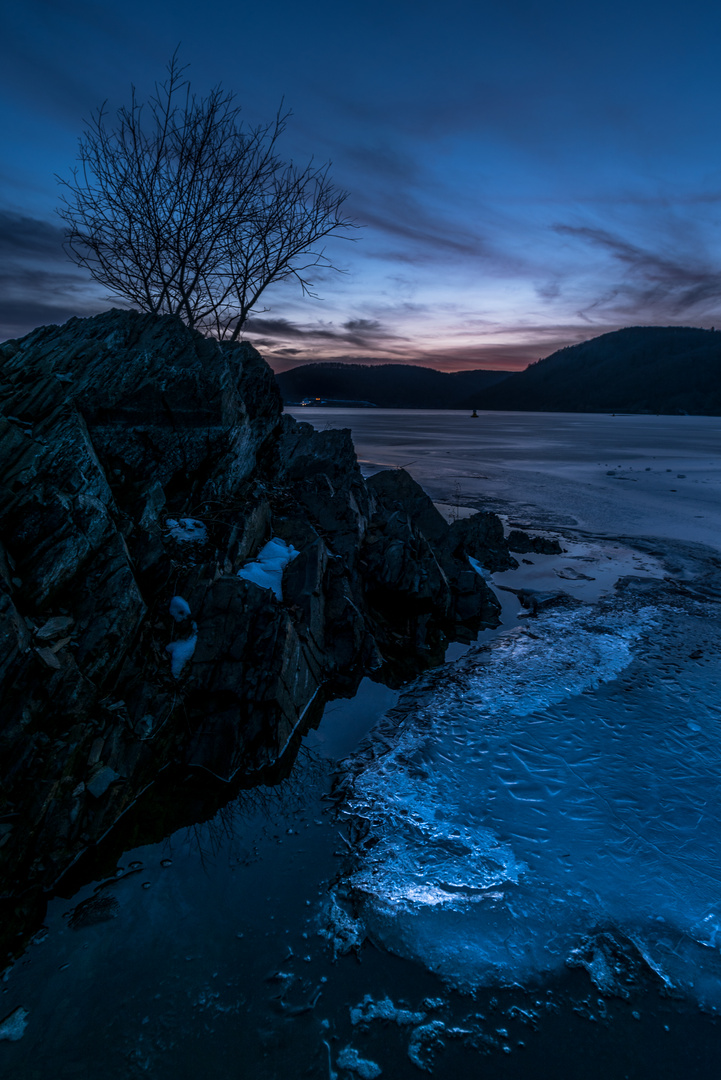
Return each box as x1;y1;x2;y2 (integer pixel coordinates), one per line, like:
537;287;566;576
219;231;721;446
0;309;513;962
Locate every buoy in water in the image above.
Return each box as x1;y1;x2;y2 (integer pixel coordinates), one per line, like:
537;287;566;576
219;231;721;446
471;409;478;418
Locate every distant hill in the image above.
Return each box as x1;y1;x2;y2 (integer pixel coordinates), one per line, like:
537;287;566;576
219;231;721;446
276;363;511;409
276;328;721;414
470;326;721;415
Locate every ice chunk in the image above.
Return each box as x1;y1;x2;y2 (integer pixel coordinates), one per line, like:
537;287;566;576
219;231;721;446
0;1006;28;1041
318;894;366;959
336;1046;382;1078
407;1021;446;1072
169;596;191;622
165;518;207;543
238;537;299;601
350;995;425;1028
166;625;197;677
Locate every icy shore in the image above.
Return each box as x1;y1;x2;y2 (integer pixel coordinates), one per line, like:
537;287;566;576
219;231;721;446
334;534;721;1005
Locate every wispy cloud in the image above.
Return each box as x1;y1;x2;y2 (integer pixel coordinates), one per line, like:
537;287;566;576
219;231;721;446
350;193;498;265
0;210;108;340
342;317;383;333
554;223;721;320
270;343;550;373
243;313;408;356
262;316;596;372
0;210;66;257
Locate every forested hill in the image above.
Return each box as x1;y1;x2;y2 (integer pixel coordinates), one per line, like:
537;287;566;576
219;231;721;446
470;326;721;415
275;363;511;409
276;328;721;414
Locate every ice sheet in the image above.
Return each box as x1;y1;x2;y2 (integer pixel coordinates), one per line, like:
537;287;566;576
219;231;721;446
340;591;721;1002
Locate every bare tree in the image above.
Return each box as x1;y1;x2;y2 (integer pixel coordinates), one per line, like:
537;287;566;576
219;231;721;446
57;56;356;340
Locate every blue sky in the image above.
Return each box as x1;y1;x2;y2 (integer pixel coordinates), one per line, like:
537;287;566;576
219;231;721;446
2;0;721;370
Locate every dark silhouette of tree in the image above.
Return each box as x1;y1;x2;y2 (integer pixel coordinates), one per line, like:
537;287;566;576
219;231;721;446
57;56;355;340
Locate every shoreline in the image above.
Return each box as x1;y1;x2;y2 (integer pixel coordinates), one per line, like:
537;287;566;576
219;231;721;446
2;321;720;1074
4;521;721;1076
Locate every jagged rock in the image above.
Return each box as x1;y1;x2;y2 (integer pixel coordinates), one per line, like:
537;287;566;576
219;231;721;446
366;469;505;641
507;528;563;555
509;587;580;615
35;616;74;641
86;765;122;799
67;893;119;929
445;511;518;572
274;416;370;564
363;512;449;607
367;467;448;546
0;309;515;950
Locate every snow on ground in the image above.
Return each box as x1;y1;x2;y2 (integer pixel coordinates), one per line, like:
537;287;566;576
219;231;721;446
0;1007;28;1042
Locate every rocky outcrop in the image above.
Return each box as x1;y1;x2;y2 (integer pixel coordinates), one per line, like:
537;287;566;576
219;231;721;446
362;469;510;674
507;529;563;555
0;308;514;956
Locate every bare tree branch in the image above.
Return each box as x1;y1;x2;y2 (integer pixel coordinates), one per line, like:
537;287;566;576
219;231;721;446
56;56;358;338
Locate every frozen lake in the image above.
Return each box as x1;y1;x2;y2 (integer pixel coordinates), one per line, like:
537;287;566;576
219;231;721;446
3;410;721;1078
288;408;721;548
300;414;721;1022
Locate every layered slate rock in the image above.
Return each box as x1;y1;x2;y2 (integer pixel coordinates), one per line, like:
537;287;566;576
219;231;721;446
0;309;514;934
365;469;514;659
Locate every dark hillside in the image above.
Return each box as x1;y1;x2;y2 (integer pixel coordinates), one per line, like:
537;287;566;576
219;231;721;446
276;363;511;409
472;327;721;415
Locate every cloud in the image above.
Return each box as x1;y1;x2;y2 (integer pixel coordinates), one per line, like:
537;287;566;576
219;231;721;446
0;296;99;340
554;223;721;319
0;210;109;340
340;142;419;187
534;278;562;301
342;318;384;333
243;313;407;352
352;197;492;262
0;210;67;257
264;318;598;373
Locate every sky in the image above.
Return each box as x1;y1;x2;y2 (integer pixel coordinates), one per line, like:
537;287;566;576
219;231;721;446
2;0;721;372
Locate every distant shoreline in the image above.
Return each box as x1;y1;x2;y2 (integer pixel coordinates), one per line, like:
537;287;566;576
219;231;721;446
287;404;714;417
276;327;721;415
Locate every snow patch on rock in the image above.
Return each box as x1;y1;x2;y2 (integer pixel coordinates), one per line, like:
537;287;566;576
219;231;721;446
165;518;207;544
238;537;299;601
166;626;198;677
169;595;192;622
